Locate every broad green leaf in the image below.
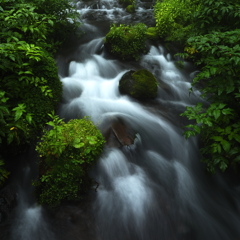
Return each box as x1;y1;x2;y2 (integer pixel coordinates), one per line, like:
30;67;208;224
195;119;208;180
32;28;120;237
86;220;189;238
218;103;226;109
211;136;223;141
213;109;220;120
14;110;23;121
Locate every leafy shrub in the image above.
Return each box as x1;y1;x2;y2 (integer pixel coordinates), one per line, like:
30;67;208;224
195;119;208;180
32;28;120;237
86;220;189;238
35;114;105;206
192;0;240;35
154;0;196;42
0;0;79;188
25;0;80;51
104;23;147;60
0;3;63;144
180;29;240;173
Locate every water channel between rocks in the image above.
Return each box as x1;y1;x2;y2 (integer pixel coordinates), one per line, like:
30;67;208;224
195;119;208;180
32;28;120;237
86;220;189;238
3;0;240;240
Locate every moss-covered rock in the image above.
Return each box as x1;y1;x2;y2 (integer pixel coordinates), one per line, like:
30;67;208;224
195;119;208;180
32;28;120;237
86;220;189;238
119;0;135;8
104;23;147;61
126;4;135;13
35;116;105;207
119;69;158;100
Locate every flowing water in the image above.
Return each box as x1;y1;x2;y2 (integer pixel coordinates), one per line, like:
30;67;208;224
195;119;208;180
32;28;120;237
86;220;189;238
5;0;240;240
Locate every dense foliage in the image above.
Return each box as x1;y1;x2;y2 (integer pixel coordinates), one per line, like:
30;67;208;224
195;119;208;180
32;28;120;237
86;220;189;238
176;0;240;173
35;114;105;206
0;0;79;187
104;23;147;60
154;0;196;42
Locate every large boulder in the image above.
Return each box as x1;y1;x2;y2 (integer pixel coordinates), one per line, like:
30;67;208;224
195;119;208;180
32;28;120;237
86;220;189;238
119;69;158;100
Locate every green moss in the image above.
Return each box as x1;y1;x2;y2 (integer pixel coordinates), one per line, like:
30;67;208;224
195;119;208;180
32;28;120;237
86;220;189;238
119;69;158;100
131;69;158;99
126;4;135;13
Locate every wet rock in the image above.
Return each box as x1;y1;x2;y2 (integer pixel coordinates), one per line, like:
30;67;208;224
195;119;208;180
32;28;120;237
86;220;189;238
0;184;17;225
101;117;136;147
119;69;158;100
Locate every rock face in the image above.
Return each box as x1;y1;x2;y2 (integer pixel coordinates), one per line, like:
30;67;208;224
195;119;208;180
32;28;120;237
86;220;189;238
119;69;158;100
0;185;17;225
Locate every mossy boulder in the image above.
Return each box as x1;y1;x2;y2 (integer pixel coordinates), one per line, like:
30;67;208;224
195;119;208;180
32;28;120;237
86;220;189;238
126;4;135;13
119;69;158;100
104;23;147;61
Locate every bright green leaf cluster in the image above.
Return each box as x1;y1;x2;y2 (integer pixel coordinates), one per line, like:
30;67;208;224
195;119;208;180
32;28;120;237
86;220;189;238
154;0;197;42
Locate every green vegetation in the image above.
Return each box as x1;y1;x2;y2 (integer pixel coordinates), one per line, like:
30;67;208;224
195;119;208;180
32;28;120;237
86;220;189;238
146;27;159;40
173;0;240;173
154;0;196;42
35;114;105;206
0;0;79;188
104;23;147;60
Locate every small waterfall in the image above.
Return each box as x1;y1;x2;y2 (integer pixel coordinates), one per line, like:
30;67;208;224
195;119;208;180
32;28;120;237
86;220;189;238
10;206;54;240
9;165;55;240
57;18;240;238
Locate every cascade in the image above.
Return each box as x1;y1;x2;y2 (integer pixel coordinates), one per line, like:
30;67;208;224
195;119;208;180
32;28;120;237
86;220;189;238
4;0;240;239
